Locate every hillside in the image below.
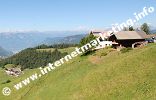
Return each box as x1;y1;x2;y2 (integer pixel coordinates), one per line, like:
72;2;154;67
0;44;76;69
36;47;75;54
0;46;13;57
0;44;156;100
0;48;68;69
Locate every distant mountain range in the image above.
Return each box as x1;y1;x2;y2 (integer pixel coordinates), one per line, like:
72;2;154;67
0;46;13;57
150;29;156;34
0;31;87;52
2;28;154;53
43;34;87;45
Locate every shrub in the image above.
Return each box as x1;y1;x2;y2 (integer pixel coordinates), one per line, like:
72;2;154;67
81;50;95;56
1;79;11;84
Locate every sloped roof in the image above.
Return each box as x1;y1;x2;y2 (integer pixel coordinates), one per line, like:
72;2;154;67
114;31;148;40
91;30;107;34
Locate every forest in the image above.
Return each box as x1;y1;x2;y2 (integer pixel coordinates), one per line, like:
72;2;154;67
0;44;77;70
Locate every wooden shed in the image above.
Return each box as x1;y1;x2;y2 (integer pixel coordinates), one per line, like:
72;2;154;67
109;31;148;48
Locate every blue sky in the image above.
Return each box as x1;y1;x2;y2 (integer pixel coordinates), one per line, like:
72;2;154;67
0;0;155;32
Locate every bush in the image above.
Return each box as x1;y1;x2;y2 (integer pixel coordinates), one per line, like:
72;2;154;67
120;47;132;53
1;79;11;84
81;50;95;56
79;33;96;47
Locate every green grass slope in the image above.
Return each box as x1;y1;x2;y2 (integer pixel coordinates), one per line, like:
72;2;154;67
36;47;75;53
0;44;156;100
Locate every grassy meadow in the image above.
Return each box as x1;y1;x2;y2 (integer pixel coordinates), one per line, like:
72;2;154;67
0;44;156;100
36;47;75;53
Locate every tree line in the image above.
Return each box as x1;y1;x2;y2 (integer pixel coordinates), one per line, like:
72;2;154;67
34;43;78;49
123;23;150;34
0;44;78;69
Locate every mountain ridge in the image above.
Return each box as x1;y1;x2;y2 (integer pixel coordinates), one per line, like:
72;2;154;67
0;31;87;52
42;34;87;45
0;46;13;57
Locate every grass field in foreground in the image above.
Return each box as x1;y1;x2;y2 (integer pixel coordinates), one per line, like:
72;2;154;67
0;44;156;100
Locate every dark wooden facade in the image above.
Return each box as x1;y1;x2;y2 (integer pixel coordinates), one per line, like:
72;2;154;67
109;34;145;47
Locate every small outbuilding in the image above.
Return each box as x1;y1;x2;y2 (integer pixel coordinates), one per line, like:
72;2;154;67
5;67;22;77
109;31;148;48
